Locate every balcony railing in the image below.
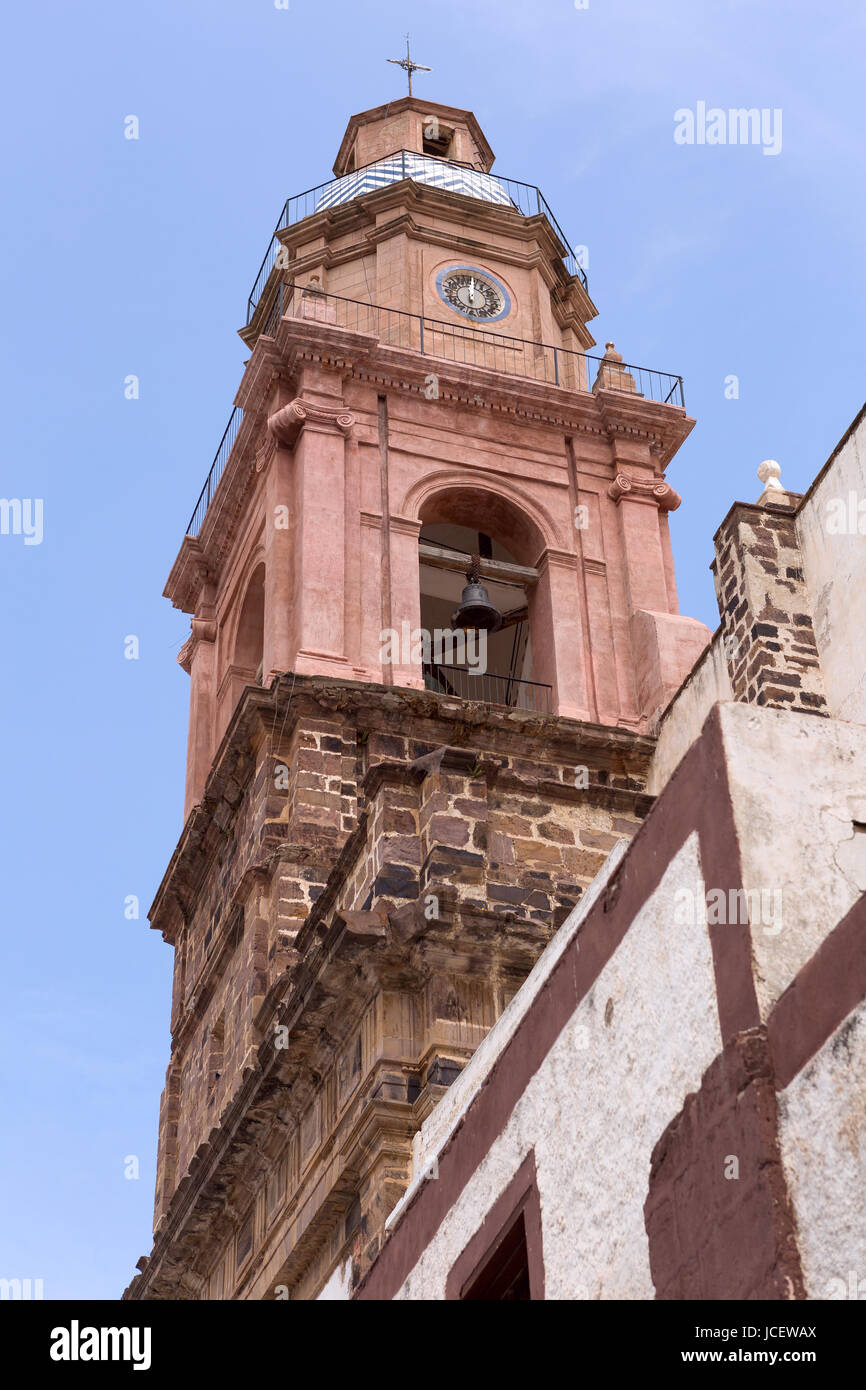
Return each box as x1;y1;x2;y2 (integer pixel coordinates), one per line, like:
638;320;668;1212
246;149;587;323
186;405;243;538
262;283;684;402
183;285;684;542
423;662;552;714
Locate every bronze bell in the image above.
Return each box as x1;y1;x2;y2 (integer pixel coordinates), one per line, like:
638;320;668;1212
450;554;502;633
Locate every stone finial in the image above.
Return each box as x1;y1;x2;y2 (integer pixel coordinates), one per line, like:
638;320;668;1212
757;459;783;496
593;341;638;395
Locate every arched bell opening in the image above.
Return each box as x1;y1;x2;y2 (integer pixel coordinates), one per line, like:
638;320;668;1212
416;517;549;713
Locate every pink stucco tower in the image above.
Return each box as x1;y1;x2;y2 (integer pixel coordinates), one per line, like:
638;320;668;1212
128;98;713;1301
167;96;709;819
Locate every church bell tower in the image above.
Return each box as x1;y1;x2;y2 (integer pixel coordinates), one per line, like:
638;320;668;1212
126;92;709;1301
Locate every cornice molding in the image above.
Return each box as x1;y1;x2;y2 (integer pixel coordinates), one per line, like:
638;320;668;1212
163;316;692;614
534;547;580;574
390;514;422;538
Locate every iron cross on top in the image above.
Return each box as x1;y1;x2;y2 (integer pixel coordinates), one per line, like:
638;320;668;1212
387;34;431;96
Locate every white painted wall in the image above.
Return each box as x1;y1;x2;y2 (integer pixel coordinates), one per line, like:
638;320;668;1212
395;835;722;1299
647;633;732;795
402;839;628;1190
719;703;866;1019
316;1260;352;1300
379;700;866;1301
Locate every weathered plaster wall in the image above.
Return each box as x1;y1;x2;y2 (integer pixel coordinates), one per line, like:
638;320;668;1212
356;694;866;1302
718;702;866;1019
647;632;732;795
796;414;866;725
392;833;721;1299
405;840;628;1177
778;999;866;1299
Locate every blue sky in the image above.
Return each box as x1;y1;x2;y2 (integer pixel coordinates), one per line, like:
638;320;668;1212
0;0;863;1299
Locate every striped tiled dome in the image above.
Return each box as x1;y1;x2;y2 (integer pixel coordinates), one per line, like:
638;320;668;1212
316;152;514;212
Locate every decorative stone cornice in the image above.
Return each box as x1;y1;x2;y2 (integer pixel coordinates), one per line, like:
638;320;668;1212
268;397;355;446
164;315;693;615
390;514;423;538
608;472;681;512
534;547;580;574
164;536;212;619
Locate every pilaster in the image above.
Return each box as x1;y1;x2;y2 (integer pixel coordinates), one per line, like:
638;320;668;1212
179;586;217;818
268;383;355;679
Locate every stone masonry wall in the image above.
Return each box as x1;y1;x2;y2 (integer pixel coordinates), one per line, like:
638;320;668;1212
132;676;654;1300
712;499;828;715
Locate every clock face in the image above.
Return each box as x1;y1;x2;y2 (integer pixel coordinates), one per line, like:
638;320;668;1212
436;266;511;322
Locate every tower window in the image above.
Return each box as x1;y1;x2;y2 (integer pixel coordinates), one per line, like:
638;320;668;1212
423;125;454;159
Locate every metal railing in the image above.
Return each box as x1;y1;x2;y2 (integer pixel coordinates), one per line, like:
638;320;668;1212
423;662;552;714
183;285;684;542
186;405;243;538
246;148;587;322
260;282;684;404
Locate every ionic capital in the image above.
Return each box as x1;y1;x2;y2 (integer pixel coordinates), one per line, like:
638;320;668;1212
608;472;681;511
268;397;355;445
